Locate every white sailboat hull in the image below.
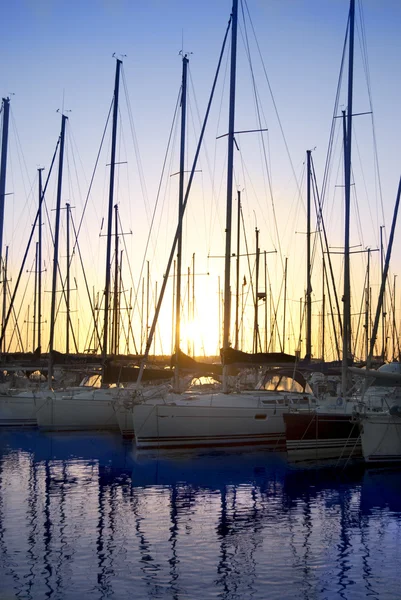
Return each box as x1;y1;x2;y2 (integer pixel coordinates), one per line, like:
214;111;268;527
0;392;38;428
360;413;401;463
35;389;121;432
132;391;310;449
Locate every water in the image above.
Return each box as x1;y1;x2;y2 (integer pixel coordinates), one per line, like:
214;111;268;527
0;431;400;599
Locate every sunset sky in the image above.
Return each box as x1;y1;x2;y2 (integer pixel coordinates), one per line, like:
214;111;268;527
2;0;401;359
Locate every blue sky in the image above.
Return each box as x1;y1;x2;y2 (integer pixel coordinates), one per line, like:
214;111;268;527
2;0;401;357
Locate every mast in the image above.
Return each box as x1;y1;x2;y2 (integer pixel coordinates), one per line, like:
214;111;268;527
264;251;268;352
174;53;189;391
112;203;119;355
234;190;241;349
192;252;195;357
102;58;121;360
38;168;44;353
367;178;401;369
66;202;71;355
365;248;370;361
380;225;386;361
48;114;67;384
322;258;325;361
0;98;10;282
146;260;150;346
341;0;355;398
306;149;312;358
392;275;396;360
283;257;288;353
33;243;38;350
1;246;8;352
253;227;260;353
223;0;238;391
0;97;10;351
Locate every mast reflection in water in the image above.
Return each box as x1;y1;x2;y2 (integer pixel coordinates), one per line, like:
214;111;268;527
0;431;400;599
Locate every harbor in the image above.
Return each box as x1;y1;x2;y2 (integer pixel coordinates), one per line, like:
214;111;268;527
1;0;401;597
0;430;400;599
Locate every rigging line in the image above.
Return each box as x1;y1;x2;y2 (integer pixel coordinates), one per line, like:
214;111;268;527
242;3;299;355
209;35;231;255
352;126;375;251
326;124;345;233
121;66;151;225
10;111;36;226
352;267;367;359
311;156;341;359
6;256;34;353
320;17;348;206
240;2;284;271
357;0;385;242
72;99;113;251
5;278;24;352
243;1;303;215
53;268;79;356
130;86;181;323
239;206;256;335
68;126;85;230
116;209;139;354
151;92;180;265
186;74;208;256
137;12;232;381
188;69;213;254
70;214;102;353
0;137;60;351
237;144;275;250
350;161;365;251
41;163;78;343
119;273;139;355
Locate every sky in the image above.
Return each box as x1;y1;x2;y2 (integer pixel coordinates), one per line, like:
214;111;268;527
2;0;401;360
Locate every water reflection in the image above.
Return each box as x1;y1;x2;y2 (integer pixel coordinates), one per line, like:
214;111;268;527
0;431;400;599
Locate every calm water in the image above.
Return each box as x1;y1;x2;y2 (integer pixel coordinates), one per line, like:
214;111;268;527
0;431;400;599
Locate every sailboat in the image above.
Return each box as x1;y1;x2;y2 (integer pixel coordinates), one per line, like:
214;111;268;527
283;0;365;460
284;0;400;461
34;59;129;432
131;0;317;451
356;180;401;463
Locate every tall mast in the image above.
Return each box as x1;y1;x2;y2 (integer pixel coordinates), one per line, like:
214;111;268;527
33;242;38;350
306;149;312;358
223;0;238;391
322;257;326;361
283;257;288;353
48;114;67;383
66;202;71;355
365;248;370;361
392;275;396;360
0;97;10;350
1;246;8;352
112;203;119;355
234;190;241;349
0;98;10;280
341;0;355;397
253;227;260;353
380;225;386;361
192;252;195;357
264;251;268;352
103;58;121;360
38;168;44;353
174;53;189;390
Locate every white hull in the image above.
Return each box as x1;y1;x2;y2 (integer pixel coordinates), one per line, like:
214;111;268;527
360;413;401;463
0;392;39;428
35;389;122;432
133;391;312;449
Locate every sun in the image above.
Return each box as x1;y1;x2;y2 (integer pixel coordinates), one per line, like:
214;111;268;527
180;319;218;358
